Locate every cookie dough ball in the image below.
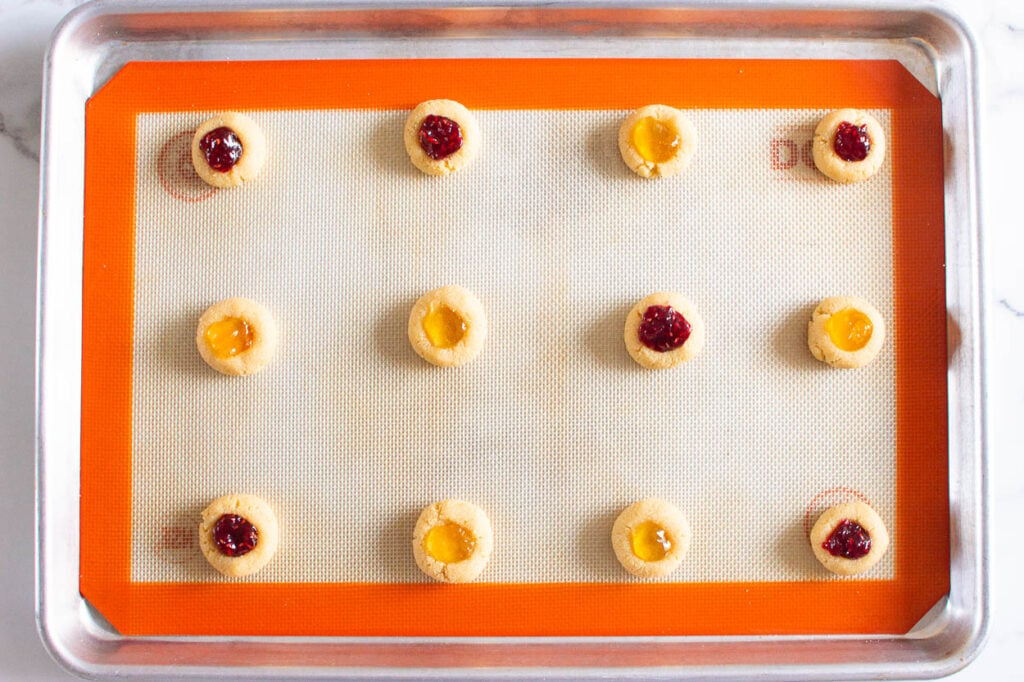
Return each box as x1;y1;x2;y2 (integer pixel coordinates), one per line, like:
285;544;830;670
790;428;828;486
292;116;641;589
612;498;691;578
812;109;886;183
191;112;267;188
408;285;486;367
412;499;493;583
810;500;889;576
807;296;885;369
199;494;279;577
624;292;705;369
196;297;278;376
404;99;481;176
618;105;697;178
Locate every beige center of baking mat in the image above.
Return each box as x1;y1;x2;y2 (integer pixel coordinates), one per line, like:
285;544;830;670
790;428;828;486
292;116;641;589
131;108;894;584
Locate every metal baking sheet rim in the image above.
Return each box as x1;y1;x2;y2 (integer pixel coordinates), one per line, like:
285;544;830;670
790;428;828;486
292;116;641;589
34;1;987;678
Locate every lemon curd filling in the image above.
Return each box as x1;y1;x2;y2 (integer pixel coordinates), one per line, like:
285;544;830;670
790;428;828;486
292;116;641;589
424;523;476;564
422;303;467;349
826;308;873;352
630;521;673;562
630;117;681;164
204;317;254;359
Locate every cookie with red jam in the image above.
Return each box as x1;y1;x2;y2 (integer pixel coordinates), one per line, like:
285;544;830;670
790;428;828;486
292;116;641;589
624;291;705;369
403;99;481;176
191;112;267;188
810;500;890;576
198;494;279;577
812;109;886;183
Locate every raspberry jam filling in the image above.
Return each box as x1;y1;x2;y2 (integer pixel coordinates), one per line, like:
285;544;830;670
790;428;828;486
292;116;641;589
833;121;871;162
822;519;871;559
418;115;463;160
199;126;244;172
424;522;476;563
630;521;673;562
213;514;258;557
638;305;691;352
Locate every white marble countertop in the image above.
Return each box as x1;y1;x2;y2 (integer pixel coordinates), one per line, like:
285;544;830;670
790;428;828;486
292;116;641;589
1;0;1019;679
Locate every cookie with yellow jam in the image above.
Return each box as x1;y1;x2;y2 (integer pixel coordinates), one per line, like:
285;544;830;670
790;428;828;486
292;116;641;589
198;493;279;577
404;99;481;176
807;296;885;369
408;285;486;367
618;105;697;178
810;500;890;576
812;109;886;183
412;499;493;583
191;112;267;188
611;498;691;578
196;297;277;376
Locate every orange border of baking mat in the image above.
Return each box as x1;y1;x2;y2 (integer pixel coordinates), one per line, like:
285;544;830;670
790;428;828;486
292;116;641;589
81;58;947;637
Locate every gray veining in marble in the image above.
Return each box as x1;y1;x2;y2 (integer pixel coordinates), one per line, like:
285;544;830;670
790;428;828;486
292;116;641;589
0;111;39;162
998;299;1024;317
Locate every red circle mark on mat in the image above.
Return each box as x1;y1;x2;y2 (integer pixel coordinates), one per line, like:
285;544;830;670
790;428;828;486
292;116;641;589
802;486;873;538
156;131;217;202
769;138;798;170
801;138;816;168
152;521;197;566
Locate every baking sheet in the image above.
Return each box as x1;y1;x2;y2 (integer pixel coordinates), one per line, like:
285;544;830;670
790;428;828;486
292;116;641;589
132;107;897;585
68;55;951;645
38;3;986;677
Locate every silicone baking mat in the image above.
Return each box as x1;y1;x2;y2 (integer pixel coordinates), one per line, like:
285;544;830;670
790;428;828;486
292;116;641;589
80;59;948;637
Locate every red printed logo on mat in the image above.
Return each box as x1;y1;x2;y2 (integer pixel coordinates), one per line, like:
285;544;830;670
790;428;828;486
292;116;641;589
769;125;816;176
157;131;216;202
154;518;197;565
